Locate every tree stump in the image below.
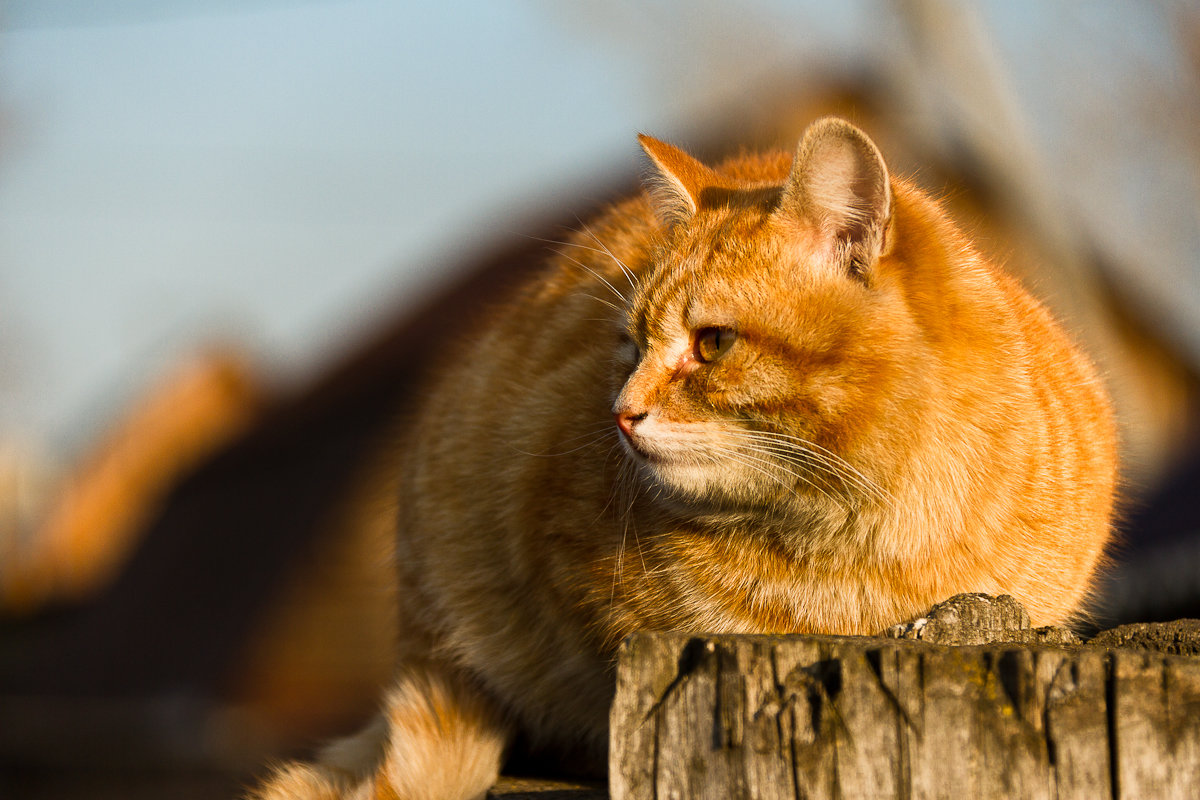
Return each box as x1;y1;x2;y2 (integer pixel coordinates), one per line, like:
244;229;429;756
609;597;1200;799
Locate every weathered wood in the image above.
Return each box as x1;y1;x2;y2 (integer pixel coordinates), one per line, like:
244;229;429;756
885;592;1084;646
1087;619;1200;655
610;629;1200;799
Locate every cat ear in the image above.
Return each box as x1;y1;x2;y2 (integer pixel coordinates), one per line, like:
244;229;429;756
776;118;892;276
637;134;716;227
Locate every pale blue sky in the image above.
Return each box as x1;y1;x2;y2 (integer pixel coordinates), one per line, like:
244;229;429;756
1;1;1195;457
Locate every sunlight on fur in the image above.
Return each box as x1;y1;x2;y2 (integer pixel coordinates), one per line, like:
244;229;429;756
251;117;1117;799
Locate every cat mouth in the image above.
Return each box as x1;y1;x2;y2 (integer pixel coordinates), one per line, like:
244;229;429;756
615;417;709;470
617;430;656;463
616;425;677;468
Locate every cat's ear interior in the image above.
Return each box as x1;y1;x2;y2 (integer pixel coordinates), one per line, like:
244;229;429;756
775;118;892;276
638;134;716;227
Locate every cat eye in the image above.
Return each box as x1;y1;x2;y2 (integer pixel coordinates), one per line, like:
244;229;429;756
618;335;641;364
694;326;736;363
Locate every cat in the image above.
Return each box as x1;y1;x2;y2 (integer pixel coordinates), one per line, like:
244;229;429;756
251;117;1117;799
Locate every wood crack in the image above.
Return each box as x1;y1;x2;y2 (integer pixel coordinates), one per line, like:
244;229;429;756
609;601;1200;799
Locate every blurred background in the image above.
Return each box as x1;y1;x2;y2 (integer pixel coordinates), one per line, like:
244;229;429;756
0;1;1197;797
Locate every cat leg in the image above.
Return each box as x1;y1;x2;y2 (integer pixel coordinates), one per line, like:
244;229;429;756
247;761;364;800
370;662;509;800
250;662;509;800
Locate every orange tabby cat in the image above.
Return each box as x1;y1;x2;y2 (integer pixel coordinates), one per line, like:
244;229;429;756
253;118;1117;799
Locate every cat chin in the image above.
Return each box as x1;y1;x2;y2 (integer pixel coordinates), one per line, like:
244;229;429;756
628;456;810;522
648;488;823;535
621;445;720;490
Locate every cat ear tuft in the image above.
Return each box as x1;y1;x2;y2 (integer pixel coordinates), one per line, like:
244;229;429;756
776;118;892;275
638;134;716;227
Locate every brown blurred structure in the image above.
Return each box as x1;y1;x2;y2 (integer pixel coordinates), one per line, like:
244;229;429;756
1;352;262;616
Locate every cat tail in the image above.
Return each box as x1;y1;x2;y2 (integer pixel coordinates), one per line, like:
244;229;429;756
248;663;509;800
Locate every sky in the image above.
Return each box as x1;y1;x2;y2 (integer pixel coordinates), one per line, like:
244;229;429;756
0;1;1195;459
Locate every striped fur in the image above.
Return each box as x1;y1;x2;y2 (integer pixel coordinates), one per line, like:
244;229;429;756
252;118;1117;798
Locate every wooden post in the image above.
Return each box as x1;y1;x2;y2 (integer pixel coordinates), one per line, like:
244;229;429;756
610;597;1200;799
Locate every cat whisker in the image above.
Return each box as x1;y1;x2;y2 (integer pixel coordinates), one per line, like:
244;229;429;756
522;231;615;267
524;227;641;297
576;219;640;292
560;419;623;439
609;453;647;611
611;521;625;606
577;292;623;315
507;427;615;458
758;446;898;513
727;426;896;508
595;438;634;523
733;436;885;504
728;426;860;472
549;249;630;307
622;467;648;574
743;429;879;491
704;446;810;503
727;443;851;506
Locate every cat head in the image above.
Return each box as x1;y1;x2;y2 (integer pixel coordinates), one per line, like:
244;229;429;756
613;118;913;520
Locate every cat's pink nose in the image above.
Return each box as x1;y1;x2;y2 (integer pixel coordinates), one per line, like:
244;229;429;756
614;410;646;438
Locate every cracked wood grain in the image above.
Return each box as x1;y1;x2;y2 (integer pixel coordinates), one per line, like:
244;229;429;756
610;633;1200;800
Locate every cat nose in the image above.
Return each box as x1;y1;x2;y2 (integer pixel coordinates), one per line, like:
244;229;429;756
614;410;647;438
